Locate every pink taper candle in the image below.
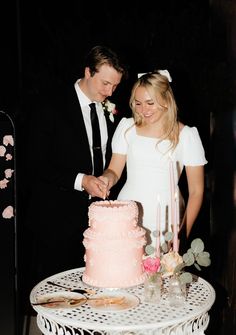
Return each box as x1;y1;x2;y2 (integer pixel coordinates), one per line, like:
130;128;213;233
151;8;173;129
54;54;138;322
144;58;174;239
173;191;178;252
156;195;161;257
169;158;178;252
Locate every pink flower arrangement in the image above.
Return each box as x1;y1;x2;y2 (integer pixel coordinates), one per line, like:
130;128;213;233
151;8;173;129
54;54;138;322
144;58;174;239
0;178;9;189
143;256;161;275
2;205;14;219
4;168;14;178
160;251;183;277
3;135;14;146
143;235;211;284
0;145;6;156
0;130;15;222
5;153;13;161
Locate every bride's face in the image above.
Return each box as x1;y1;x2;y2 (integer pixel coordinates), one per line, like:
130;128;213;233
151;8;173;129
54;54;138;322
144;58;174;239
134;86;166;125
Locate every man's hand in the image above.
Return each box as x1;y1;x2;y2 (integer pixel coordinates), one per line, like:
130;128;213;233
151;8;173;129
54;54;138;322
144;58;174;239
98;176;110;199
82;175;108;198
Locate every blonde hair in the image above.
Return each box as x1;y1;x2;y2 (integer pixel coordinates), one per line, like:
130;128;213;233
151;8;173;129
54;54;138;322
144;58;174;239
129;71;179;151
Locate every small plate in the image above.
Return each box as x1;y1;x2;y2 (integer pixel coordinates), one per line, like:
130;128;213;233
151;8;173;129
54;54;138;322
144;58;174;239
32;291;87;309
87;291;140;312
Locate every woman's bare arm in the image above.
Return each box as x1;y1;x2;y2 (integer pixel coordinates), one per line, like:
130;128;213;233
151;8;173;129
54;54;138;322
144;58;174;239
99;153;126;198
180;165;205;237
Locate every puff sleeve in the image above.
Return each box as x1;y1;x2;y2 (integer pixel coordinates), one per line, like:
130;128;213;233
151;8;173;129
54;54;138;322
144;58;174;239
181;126;208;166
112;117;135;154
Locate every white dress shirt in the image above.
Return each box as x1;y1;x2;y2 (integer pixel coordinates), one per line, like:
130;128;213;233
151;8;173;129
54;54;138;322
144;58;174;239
74;80;108;191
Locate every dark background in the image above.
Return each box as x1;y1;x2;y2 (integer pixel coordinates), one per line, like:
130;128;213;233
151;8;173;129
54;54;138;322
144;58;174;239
0;0;235;334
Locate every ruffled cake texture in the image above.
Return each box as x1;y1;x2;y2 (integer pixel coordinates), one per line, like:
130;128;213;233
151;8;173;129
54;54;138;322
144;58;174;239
83;200;147;288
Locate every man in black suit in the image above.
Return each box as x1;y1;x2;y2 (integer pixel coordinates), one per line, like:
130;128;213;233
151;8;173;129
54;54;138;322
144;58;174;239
23;46;128;287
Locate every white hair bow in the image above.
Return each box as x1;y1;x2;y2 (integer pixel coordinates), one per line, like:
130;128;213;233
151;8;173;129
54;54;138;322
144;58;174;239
137;73;147;78
157;69;172;82
137;69;172;82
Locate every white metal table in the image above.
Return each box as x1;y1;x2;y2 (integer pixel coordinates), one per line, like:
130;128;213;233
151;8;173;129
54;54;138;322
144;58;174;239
30;267;215;335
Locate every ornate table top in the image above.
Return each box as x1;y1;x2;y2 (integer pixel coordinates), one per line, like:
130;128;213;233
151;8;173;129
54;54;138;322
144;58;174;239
30;267;216;335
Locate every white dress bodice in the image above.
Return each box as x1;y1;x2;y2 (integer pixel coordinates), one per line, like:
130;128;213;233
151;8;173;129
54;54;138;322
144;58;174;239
112;117;207;245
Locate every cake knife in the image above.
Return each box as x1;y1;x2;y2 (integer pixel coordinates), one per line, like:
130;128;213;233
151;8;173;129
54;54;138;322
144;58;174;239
46;281;95;295
32;297;87;306
32;296;125;306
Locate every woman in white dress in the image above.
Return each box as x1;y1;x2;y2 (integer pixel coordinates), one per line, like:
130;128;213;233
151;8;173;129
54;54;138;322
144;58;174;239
100;70;207;247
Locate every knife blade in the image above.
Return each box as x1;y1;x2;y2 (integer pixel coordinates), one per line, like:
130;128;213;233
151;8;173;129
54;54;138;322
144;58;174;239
32;297;87;306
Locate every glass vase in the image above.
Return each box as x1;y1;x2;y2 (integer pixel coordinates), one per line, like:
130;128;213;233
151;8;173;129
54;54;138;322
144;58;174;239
168;274;186;307
144;273;162;303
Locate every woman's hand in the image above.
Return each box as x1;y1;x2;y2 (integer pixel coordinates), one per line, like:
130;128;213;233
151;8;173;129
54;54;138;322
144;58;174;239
98;176;110;199
82;175;108;199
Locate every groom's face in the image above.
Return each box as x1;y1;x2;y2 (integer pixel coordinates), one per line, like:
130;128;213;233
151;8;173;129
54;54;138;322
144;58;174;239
86;64;122;102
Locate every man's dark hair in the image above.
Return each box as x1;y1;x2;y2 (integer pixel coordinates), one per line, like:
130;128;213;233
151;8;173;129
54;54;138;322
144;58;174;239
84;45;128;79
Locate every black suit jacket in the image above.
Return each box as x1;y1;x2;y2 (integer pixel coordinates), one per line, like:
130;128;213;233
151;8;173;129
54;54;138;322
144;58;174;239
25;82;119;249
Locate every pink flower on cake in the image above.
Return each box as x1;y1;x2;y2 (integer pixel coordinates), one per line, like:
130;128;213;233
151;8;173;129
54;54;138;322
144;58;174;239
4;169;14;178
3;135;14;146
2;205;14;219
0;145;6;157
0;178;9;189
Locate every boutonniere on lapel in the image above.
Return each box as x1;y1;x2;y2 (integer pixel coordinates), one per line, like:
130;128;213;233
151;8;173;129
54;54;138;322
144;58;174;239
102;99;117;123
